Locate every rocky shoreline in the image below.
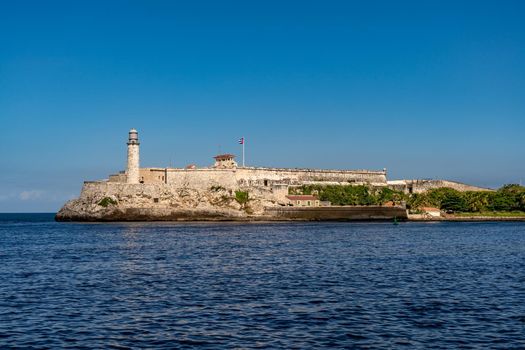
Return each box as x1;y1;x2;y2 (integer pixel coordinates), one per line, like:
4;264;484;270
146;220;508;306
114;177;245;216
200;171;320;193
56;206;525;222
55;205;409;222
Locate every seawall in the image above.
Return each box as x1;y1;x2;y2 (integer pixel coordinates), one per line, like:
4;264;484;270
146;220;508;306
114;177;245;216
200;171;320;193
265;206;407;221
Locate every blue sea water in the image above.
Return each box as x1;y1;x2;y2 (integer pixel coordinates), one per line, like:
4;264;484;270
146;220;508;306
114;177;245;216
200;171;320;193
0;214;524;349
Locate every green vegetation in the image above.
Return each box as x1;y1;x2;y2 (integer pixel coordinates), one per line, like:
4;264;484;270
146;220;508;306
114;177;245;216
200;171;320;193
407;184;525;213
235;190;249;206
290;185;406;206
98;197;118;207
290;184;525;215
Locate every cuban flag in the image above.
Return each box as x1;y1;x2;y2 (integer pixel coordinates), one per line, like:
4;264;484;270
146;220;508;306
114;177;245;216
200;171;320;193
238;137;244;145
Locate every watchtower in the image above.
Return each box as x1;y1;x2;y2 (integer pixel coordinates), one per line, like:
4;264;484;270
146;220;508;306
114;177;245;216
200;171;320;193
126;129;140;183
213;154;238;169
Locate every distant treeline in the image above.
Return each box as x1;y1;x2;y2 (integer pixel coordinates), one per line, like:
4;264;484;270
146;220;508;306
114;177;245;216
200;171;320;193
290;184;525;213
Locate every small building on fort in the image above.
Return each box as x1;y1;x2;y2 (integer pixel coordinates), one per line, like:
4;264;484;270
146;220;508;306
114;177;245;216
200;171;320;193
286;195;320;207
213;154;238;169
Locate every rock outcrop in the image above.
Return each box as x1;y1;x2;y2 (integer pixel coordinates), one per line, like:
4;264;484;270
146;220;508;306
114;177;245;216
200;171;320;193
56;182;278;221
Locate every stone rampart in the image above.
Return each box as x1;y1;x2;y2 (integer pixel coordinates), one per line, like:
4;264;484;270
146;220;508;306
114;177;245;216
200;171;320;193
139;166;387;189
387;179;493;194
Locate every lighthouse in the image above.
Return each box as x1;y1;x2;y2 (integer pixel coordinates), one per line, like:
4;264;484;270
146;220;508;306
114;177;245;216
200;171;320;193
126;128;140;184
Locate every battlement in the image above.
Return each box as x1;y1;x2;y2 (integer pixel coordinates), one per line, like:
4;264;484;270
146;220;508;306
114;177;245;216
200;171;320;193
141;165;386;175
133;165;388;189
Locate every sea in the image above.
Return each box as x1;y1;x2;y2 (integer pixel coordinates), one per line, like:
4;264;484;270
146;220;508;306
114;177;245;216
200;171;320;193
0;213;524;349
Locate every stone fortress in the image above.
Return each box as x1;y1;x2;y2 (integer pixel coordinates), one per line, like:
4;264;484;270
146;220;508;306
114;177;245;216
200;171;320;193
55;129;490;221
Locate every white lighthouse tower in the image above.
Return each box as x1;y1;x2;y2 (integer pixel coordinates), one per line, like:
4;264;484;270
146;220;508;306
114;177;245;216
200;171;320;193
126;128;140;184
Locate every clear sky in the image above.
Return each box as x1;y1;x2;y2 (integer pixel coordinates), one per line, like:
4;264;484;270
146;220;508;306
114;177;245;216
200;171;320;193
1;0;524;212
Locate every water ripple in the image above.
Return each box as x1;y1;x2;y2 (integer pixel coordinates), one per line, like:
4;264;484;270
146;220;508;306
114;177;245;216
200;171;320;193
0;215;524;348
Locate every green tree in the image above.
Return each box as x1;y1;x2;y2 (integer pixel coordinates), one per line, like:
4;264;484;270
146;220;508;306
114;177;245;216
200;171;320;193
463;191;491;212
488;192;515;211
440;193;468;212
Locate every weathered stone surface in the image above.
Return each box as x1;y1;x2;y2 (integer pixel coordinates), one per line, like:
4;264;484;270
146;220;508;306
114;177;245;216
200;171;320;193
55;181;276;221
137;166;388;188
387;179;493;194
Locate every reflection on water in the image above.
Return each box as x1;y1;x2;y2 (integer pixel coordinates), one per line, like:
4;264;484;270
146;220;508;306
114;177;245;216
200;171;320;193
0;215;524;348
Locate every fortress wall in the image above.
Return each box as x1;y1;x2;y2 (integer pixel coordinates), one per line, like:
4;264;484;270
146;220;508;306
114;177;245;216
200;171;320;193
82;175;285;207
108;173;127;183
138;168;238;188
410;180;492;193
81;181;169;203
139;168;167;184
387;179;493;194
233;168;387;186
139;167;387;188
82;166;387;209
167;169;239;188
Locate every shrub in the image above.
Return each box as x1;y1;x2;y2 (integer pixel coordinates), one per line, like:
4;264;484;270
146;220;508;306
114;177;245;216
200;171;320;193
98;197;117;207
235;191;249;205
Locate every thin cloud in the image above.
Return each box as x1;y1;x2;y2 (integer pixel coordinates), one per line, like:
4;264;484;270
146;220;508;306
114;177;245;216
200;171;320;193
19;190;45;201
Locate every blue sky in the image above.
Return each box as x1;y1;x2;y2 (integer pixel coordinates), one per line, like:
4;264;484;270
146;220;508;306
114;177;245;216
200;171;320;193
1;0;524;212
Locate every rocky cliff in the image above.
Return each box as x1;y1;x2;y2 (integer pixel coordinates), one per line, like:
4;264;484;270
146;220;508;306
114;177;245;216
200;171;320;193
56;181;280;221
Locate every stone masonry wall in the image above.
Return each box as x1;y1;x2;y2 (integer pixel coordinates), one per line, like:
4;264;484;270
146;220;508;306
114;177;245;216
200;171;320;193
387;179;493;194
139;167;387;189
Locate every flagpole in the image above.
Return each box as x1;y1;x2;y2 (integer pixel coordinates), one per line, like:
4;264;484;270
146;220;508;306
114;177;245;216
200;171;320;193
242;137;245;167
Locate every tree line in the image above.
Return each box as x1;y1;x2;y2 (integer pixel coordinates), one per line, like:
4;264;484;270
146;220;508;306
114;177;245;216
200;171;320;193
290;184;525;213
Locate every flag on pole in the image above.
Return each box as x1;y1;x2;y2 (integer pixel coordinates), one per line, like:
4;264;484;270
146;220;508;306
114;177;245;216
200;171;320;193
239;137;245;166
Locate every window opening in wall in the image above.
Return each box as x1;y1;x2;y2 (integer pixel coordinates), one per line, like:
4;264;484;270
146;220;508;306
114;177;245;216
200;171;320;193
153;198;159;203
264;180;268;186
307;201;311;206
